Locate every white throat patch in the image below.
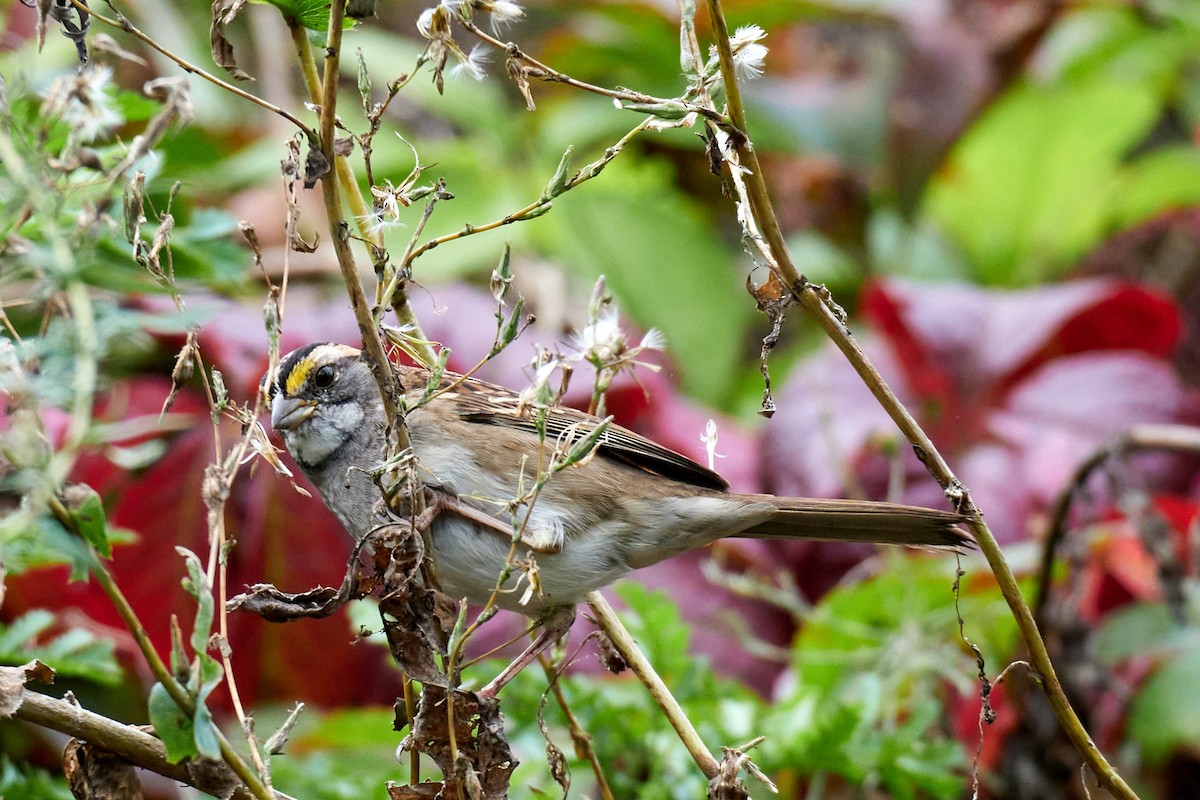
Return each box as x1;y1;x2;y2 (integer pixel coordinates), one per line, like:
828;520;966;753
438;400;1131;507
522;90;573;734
282;400;365;467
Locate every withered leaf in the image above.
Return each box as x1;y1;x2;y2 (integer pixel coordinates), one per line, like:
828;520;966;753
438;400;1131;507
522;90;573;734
209;0;253;82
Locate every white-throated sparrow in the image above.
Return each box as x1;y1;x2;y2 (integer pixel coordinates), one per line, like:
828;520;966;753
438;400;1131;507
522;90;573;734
268;342;969;694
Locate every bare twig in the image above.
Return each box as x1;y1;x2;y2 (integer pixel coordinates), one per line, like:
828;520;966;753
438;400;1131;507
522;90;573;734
12;690;297;800
67;0;316;137
313;0;407;432
47;497;276;800
585;592;720;779
703;1;1139;797
457;18;729;127
538;650;615;800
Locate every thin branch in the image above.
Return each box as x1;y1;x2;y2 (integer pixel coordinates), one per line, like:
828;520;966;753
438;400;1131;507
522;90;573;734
538;652;615;800
703;1;1140;797
314;0;406;431
585;592;720;779
13;690;297;800
458;18;729;126
287;18;435;365
47;497;275;800
67;0;316;138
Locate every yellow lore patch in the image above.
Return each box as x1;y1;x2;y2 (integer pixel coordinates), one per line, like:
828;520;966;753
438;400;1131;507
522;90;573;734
284;344;358;396
285;357;315;397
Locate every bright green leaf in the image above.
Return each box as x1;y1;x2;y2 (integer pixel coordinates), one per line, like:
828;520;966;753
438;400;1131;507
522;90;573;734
0;758;73;800
63;484;110;557
193;703;223;761
927;77;1160;284
261;0;346;31
148;682;198;764
176;547;215;657
0;611;120;685
1108;147;1200;229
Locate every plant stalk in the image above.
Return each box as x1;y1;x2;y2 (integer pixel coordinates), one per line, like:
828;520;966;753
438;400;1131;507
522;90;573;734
704;1;1139;797
585;592;720;779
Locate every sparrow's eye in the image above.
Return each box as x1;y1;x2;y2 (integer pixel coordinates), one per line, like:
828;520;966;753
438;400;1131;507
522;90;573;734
313;364;336;388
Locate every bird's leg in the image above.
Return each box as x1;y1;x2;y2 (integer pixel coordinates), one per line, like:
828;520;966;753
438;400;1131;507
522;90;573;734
432;490;564;554
476;605;576;699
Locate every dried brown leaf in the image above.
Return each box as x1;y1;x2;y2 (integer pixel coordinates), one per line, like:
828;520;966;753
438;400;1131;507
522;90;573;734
209;0;253;82
64;739;144;800
0;660;54;718
282;139;319;252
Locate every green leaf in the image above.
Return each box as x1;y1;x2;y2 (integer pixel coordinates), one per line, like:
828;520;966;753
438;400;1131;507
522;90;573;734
176;547;215;657
148;682;198;764
261;0;347;31
0;513;93;580
1128;642;1200;763
0;612;121;685
927;77;1161;284
613;583;691;682
0;612;119;684
193;702;223;761
1108;146;1200;229
63;484;111;557
113;90;163;124
87;207;251;295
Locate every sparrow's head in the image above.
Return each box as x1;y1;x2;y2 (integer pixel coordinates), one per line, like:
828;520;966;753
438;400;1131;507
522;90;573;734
267;343;375;467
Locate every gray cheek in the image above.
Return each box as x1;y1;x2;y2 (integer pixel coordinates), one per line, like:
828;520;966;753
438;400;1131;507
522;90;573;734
328;401;365;433
284;403;364;467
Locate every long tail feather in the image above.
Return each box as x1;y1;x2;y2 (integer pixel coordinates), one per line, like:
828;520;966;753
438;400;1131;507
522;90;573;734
733;495;971;549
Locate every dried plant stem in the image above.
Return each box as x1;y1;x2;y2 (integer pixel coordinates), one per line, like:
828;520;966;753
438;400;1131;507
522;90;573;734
402;676;420;782
46;497;275;800
538;654;615;800
314;0;405;431
458;19;727;126
67;0;315;137
12;690;296;800
704;1;1138;797
585;592;720;779
288;18;435;364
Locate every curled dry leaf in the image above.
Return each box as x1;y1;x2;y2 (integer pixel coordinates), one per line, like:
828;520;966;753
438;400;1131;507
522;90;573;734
0;660;54;718
406;686;515;800
375;522;449;687
505;54;536;111
209;0;253;82
747;271;790;418
89;34;148;67
64;739;145;800
536;688;570;793
282;139;319;252
160;332;197;419
303;142;331;189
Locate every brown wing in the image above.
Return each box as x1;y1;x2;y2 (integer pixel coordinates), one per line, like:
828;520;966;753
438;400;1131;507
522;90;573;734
425;369;729;491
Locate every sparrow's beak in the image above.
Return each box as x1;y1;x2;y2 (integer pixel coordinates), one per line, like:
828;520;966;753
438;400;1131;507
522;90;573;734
271;394;316;431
